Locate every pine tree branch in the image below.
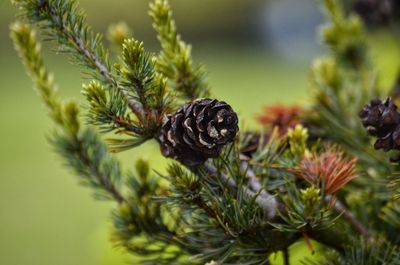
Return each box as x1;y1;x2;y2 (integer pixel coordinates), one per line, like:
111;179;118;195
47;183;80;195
119;38;171;133
203;162;278;220
245;161;373;241
52;132;127;204
13;0;145;118
321;0;367;67
240;161;278;219
331;197;373;240
192;195;218;220
202;162;350;253
72;136;125;204
11;21;126;204
82;81;147;136
205;161;373;245
10;21;63;124
149;0;210;100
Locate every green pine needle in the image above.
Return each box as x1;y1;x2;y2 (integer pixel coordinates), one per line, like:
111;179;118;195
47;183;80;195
149;0;210;100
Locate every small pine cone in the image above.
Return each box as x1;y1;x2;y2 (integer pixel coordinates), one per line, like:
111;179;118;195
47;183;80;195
354;0;393;26
359;97;400;152
158;98;239;166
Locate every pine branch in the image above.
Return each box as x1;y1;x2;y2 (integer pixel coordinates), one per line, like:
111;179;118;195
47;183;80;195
203;162;278;220
167;163;297;264
11;0;400;263
118;38;171;131
240;161;278;219
250;161;372;241
11;21;126;203
206;160;372;244
309;0;392;179
10;21;63;125
52;127;126;203
149;0;210;100
330;197;373;240
12;0;145;117
321;0;367;67
82;81;136;133
11;23;186;259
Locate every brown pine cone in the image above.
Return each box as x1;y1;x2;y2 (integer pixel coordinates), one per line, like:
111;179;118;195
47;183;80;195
158;98;239;166
359;97;400;154
354;0;394;26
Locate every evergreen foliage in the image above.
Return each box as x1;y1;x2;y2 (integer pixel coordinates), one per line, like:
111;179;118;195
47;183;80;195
10;0;400;264
149;0;210;100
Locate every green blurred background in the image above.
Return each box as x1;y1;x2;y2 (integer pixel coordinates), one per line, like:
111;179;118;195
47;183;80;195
0;1;398;265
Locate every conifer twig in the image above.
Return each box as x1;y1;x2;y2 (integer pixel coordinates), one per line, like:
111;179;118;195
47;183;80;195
240;161;278;218
243;160;372;240
13;0;145;118
149;0;210;99
205;160;372;240
203;163;278;219
11;21;126;204
331;197;373;240
72;141;126;204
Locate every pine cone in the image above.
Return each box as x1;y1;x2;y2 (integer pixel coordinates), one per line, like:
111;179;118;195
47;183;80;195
359;97;400;155
354;0;394;26
158;98;239;166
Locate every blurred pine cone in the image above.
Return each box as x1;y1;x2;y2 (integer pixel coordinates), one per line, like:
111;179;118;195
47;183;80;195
158;98;239;166
354;0;398;26
359;97;400;155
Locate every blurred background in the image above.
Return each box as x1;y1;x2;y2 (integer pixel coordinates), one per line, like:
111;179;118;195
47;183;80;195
0;0;398;265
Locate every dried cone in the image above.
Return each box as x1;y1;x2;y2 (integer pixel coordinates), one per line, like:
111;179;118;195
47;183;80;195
354;0;394;26
158;98;239;166
359;98;400;155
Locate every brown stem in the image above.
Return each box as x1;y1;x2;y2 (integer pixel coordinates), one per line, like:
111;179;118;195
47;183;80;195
193;195;217;219
203;163;277;219
283;248;290;265
331;198;373;240
240;161;278;219
113;117;146;135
